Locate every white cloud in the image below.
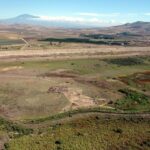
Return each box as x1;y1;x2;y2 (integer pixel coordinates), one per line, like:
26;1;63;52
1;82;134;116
76;12;120;17
39;16;84;23
76;13;99;17
32;12;149;27
34;15;123;27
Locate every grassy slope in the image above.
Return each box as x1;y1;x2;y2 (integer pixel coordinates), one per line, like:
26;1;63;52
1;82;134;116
7;115;150;150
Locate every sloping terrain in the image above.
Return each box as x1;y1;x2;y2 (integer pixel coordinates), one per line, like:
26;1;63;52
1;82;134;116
0;55;149;149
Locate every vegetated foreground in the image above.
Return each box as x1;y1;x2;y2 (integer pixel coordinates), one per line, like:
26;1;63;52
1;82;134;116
4;115;150;150
0;55;149;149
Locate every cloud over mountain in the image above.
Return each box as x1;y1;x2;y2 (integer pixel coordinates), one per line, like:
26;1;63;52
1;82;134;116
0;14;122;28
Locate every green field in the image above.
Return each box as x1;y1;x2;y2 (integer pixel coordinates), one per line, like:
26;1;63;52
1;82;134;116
41;37;129;46
0;39;25;45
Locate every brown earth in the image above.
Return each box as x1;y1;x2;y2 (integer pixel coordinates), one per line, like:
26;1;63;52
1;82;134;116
0;46;150;61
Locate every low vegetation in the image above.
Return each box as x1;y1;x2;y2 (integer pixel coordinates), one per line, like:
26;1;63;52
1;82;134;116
80;32;140;39
119;71;150;91
0;39;25;46
80;33;115;39
105;57;145;66
41;37;129;46
0;117;33;136
6;115;150;150
27;107;117;124
114;89;150;112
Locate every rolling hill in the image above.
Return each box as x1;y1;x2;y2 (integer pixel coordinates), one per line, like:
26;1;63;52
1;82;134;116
112;21;150;35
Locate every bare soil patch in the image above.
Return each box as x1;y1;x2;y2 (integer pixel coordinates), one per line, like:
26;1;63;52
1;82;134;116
47;86;96;110
0;66;23;72
47;86;68;94
42;71;78;79
120;71;150;85
63;87;96;110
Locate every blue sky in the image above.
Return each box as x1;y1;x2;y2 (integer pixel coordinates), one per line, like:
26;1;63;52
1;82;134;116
0;0;150;26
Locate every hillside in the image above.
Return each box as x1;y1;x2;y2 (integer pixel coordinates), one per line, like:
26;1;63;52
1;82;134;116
111;21;150;35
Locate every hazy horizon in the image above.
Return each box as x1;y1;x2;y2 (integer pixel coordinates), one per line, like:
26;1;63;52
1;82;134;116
0;0;150;27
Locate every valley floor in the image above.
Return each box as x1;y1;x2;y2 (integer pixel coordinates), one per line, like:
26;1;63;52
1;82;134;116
0;47;149;150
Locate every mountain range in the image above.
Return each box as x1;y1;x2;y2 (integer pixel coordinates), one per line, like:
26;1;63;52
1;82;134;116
0;14;100;28
0;14;149;30
0;14;150;37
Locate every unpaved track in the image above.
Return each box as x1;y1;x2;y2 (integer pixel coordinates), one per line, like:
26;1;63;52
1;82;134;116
21;38;29;50
24;111;150;129
0;47;150;61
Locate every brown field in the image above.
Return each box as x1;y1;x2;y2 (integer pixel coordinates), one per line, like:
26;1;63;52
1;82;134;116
0;46;150;61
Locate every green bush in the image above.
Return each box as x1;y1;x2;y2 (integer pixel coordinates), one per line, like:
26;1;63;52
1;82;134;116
0;117;33;136
105;57;144;66
115;89;150;111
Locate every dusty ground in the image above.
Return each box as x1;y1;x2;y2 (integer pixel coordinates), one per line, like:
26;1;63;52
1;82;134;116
0;46;149;121
0;63;120;120
0;46;150;61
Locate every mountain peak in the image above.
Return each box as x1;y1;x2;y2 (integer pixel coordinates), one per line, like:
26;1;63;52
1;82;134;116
16;14;39;19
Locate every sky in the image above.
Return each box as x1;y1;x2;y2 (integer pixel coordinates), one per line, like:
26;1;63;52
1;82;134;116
0;0;150;27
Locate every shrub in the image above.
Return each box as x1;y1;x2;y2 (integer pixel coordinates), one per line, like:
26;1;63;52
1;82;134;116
55;140;62;145
113;128;123;134
105;57;144;66
4;143;9;150
115;89;150;111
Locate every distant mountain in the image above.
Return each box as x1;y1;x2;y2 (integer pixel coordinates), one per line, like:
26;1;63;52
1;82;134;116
0;14;150;30
0;14;41;25
0;14;150;38
14;14;39;20
0;14;99;28
112;21;150;35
